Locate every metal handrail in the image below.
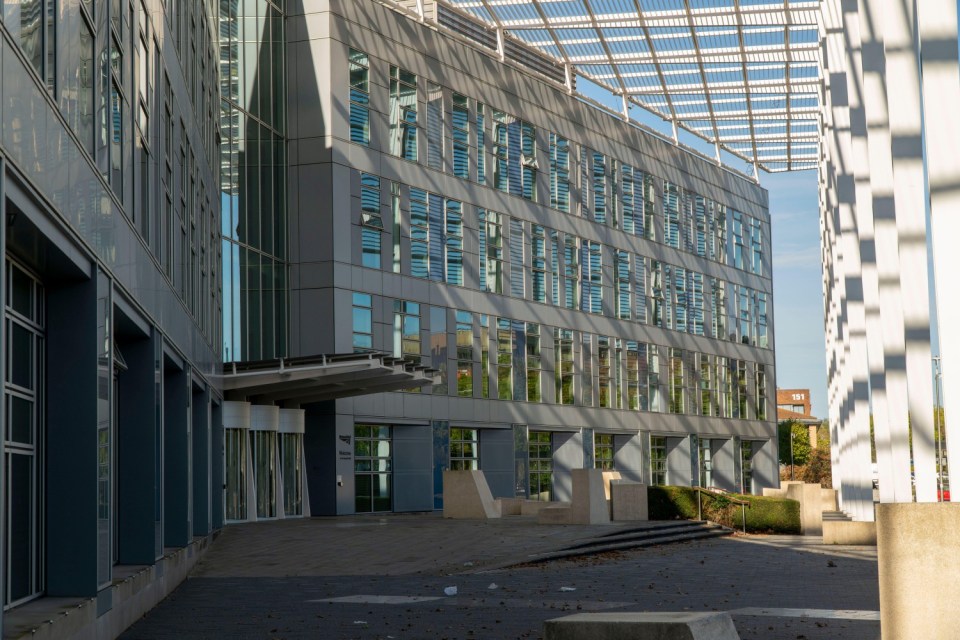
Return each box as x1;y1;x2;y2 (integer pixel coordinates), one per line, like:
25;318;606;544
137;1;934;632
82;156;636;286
695;487;750;534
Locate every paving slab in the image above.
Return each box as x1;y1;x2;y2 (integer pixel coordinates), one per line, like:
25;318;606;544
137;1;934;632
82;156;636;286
120;515;881;640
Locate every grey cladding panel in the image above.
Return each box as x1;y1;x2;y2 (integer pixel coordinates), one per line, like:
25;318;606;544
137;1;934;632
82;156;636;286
393;425;434;511
480;428;514;499
614;433;644;483
553;431;583;502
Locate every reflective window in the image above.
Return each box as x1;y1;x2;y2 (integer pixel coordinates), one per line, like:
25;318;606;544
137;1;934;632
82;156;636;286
595;434;614;471
389;66;417;160
360;173;382;269
426;82;443;170
450;427;478;470
526;323;541;402
741;440;754;494
554;328;574;405
529;431;552;501
349;49;370;145
650;436;667;486
352;293;373;352
452;94;470;179
354;424;392;513
455;311;474;397
549;133;570;212
393;300;421;364
496;318;512;401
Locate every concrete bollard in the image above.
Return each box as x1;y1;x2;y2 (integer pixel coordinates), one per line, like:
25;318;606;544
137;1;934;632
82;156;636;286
544;612;740;640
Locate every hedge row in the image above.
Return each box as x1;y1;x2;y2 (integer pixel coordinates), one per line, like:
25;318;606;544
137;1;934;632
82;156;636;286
647;485;801;534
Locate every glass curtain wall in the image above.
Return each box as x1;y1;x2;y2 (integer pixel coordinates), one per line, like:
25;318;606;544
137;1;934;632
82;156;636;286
220;0;287;362
3;260;45;608
280;433;303;515
224;427;246;520
529;431;552;501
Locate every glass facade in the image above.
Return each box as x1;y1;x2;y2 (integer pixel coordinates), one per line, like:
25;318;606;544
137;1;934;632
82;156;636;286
220;0;287;362
4;260;45;607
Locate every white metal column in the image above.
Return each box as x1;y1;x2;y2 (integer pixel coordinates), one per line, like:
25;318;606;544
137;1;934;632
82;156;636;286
917;0;960;501
845;0;895;505
883;0;938;502
856;0;914;503
823;0;875;520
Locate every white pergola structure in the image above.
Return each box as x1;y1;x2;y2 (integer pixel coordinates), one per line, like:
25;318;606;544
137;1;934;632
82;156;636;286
412;0;960;520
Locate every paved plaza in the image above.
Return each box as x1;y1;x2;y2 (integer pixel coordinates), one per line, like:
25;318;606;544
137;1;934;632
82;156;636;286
121;514;880;640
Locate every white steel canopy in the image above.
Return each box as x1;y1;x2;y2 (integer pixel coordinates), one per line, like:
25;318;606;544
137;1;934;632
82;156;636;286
434;0;822;173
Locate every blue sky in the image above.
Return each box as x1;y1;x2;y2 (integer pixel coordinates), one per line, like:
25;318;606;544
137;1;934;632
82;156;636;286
761;171;827;417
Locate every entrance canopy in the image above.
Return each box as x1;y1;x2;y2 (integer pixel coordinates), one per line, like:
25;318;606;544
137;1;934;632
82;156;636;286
433;0;822;172
221;352;439;405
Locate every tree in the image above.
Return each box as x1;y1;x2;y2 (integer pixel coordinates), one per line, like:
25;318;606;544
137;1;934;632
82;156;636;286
777;420;812;467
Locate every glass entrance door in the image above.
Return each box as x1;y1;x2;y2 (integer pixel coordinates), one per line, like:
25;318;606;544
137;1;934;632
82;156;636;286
354;425;391;512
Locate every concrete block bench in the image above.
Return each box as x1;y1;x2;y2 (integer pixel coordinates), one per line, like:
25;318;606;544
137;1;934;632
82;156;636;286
610;480;648;521
544;612;740;640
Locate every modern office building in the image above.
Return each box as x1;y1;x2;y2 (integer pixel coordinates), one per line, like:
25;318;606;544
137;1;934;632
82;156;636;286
233;0;781;517
0;0;225;634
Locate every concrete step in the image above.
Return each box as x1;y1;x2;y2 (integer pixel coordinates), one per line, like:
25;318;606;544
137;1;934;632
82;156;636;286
822;510;853;522
521;521;733;565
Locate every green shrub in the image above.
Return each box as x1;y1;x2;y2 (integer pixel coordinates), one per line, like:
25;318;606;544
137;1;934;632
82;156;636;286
647;485;800;534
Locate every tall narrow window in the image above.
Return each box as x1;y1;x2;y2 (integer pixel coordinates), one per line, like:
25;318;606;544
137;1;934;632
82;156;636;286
562;234;579;310
694;196;708;257
426;82;444;170
549;133;570;212
492;110;510;192
526;323;541;402
496;318;512;400
477;103;486;185
479;209;503;293
755;364;767;420
456;311;474;397
360;173;383;269
750;217;764;275
716;356;731;418
391;182;401;273
521;121;537;201
635;254;647;324
648;345;662;412
452;93;470;179
664;182;680;249
480;314;490;398
430;307;447;395
349;49;370;145
731;210;745;270
592;152;607;225
529;431;553;500
532;224;549;303
674;266;688;333
615;250;631;320
650;436;667;486
409;188;429;279
446;200;463;285
555;328;574;405
509;218;525;298
389;66;417;160
582;333;594;407
651;260;664;328
699;353;713;417
393;300;421;364
740;440;754;493
621;164;636;235
626;341;640;410
669;349;685;414
352;293;373;351
581;241;602;314
598;337;612;408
